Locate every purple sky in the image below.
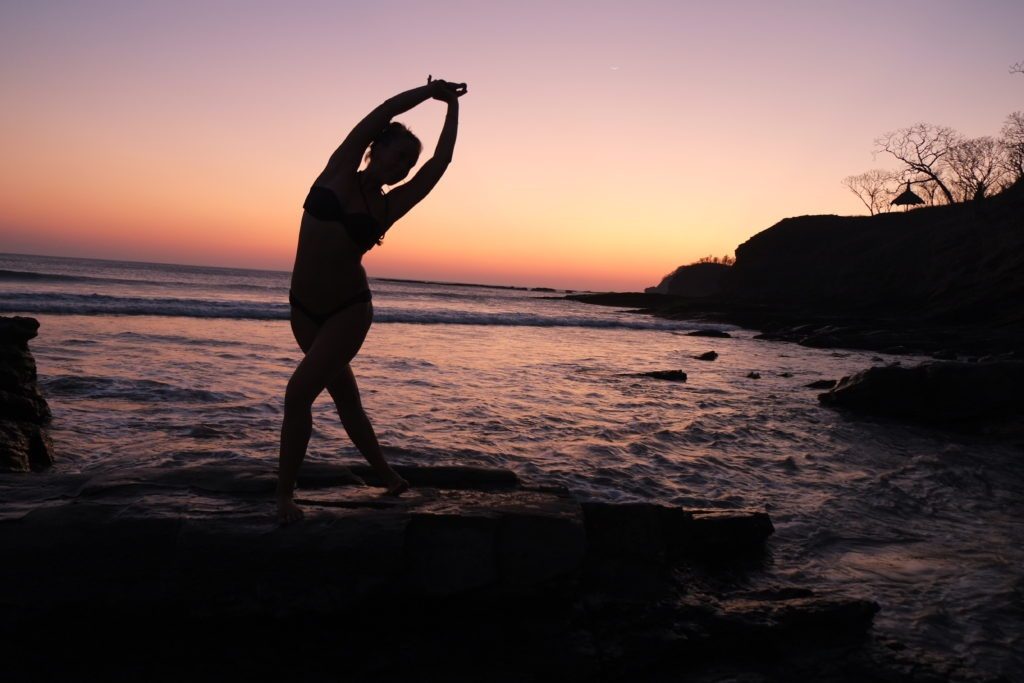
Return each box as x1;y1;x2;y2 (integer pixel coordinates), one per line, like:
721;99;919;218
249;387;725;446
1;1;1022;288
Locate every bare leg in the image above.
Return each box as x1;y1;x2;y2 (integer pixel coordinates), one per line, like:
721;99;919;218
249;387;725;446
277;303;372;523
327;367;408;495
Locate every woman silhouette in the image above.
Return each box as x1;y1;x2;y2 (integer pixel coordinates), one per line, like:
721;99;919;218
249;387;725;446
277;77;466;523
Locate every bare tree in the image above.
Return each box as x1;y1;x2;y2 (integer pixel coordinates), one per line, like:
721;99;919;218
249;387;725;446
1000;111;1024;183
1011;61;1023;76
946;136;1010;201
875;123;961;204
842;169;899;215
915;178;945;206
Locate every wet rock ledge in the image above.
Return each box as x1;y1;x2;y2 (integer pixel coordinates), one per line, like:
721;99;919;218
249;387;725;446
0;463;774;611
1;462;891;681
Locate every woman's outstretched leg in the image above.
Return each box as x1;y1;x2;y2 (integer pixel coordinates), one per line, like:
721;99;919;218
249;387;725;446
327;366;408;496
277;304;373;523
277;367;318;523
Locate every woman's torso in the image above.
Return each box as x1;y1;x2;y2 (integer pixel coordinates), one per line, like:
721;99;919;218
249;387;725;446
289;174;388;309
289;215;368;307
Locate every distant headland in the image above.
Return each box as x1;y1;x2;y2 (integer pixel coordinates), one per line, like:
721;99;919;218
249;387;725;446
572;179;1024;358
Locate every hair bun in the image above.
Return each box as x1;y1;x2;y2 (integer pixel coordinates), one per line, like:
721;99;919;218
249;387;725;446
368;122;423;157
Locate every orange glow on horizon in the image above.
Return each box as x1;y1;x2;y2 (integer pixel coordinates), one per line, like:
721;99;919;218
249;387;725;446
2;2;1021;290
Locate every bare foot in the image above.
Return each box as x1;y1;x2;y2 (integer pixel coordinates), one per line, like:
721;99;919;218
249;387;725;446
277;498;305;525
382;476;410;497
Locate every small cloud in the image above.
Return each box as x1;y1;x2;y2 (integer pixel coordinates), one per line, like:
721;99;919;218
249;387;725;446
610;66;620;71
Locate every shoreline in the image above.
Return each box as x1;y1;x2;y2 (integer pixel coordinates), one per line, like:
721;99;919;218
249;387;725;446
3;307;1020;679
603;181;1023;361
5;461;949;682
567;291;1023;359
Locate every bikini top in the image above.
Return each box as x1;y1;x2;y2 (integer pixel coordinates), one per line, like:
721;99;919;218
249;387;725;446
302;183;388;253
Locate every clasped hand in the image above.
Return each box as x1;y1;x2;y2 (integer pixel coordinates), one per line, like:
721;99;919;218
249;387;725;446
427;75;468;101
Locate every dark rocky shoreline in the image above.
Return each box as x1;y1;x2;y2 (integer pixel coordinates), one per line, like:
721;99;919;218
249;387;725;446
0;311;942;682
1;294;1004;682
3;461;962;682
568;290;1022;360
573;180;1024;361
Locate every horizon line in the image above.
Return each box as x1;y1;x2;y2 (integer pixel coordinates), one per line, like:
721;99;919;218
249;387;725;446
0;251;597;294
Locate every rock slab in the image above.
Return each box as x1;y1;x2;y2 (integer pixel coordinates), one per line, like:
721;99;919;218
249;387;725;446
0;463;900;681
0;464;778;616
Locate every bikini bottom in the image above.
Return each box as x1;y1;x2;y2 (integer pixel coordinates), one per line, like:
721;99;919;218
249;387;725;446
288;288;372;326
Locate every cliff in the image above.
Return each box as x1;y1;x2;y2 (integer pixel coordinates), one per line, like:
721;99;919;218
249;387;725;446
725;179;1024;326
573;180;1024;356
646;262;729;297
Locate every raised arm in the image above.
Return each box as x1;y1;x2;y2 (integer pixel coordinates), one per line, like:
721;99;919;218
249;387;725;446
317;83;437;182
386;84;464;221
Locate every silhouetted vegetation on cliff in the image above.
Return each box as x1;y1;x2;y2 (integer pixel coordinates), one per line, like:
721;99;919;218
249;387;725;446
843;108;1024;213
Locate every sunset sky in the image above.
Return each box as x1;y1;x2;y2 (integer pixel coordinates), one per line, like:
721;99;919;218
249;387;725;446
1;1;1021;290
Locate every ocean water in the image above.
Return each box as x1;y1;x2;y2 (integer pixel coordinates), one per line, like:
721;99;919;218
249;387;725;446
2;252;1022;679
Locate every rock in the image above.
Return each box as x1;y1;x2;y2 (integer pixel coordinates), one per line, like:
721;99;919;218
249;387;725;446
686;329;732;338
0;463;776;616
728;184;1024;333
0;420;53;472
639;370;688;382
681;509;776;556
779;372;793;377
646;262;730;297
819;361;1024;431
0;474;585;617
712;596;880;644
574;184;1024;361
0;459;923;681
347;463;521;490
0;316;54;472
581;501;670;561
805;379;837;390
0;316;39;346
0;388;50;423
747;372;761;379
580;502;774;562
695;351;718;361
404;488;586;594
0;463;773;610
578;502;776;602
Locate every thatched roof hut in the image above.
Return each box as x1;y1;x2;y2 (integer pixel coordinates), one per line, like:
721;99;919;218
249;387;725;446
891;182;925;210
